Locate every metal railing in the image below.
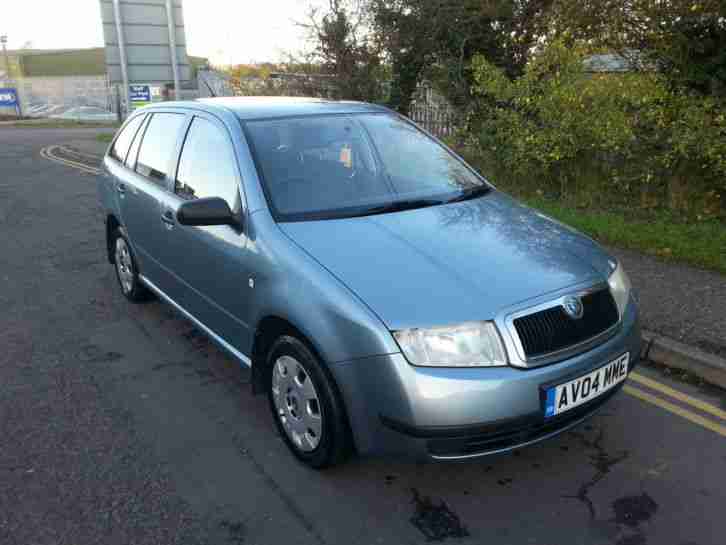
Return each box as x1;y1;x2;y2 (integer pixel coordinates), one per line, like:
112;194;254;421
409;102;460;139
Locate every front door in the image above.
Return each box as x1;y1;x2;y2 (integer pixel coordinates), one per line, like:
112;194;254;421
155;114;253;356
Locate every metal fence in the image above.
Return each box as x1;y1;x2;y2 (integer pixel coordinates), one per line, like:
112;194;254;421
0;75;120;121
409;102;460;139
0;75;210;121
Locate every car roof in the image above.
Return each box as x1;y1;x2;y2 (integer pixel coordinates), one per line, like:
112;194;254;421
148;96;391;121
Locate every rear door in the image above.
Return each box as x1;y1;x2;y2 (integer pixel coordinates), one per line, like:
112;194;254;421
101;112;146;222
118;111;187;288
155;113;253;354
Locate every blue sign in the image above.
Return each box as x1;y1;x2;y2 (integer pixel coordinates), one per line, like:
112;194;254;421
129;85;151;103
0;88;19;107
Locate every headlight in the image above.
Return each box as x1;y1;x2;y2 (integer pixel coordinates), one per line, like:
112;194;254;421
608;261;631;317
393;321;507;367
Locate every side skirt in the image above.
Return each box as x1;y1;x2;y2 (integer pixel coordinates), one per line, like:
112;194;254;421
139;274;252;368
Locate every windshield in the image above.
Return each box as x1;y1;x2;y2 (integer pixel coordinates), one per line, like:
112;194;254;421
245;113;489;221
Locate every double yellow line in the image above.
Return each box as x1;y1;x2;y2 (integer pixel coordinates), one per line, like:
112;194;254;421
625;372;726;437
40;145;101;175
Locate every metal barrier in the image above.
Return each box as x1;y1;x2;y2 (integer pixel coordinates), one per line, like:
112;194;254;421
3;76;120;121
409;103;460;139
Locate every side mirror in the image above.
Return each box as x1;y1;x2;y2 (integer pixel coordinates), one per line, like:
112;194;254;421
176;197;239;227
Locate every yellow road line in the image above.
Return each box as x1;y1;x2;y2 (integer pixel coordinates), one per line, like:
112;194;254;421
630;372;726;421
48;145;101;174
624;384;726;437
58;145;102;161
40;145;100;175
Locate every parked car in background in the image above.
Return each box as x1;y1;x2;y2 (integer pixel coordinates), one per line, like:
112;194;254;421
52;106;116;122
98;97;640;468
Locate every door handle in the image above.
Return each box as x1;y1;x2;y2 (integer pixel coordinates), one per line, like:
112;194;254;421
116;183;126;195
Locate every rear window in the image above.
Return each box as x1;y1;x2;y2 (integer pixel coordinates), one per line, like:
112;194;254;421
109;114;145;162
135;113;186;184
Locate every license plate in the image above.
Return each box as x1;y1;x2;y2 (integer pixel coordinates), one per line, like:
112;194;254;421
544;352;629;418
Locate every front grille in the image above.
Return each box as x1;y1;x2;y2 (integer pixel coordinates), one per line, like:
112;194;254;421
513;288;619;359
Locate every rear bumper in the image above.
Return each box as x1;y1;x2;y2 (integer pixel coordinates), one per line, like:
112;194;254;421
330;299;641;460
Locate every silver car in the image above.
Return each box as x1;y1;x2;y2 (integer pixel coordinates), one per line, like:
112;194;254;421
98;97;641;468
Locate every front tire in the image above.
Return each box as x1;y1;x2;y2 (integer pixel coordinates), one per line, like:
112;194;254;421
112;229;151;303
266;335;351;468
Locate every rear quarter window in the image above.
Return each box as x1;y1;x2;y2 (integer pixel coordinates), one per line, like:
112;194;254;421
124;114;150;169
109;114;145;163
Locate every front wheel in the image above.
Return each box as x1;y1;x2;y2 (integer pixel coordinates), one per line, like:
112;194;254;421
267;335;351;468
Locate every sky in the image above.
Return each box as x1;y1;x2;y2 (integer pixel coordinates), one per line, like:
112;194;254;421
1;0;323;64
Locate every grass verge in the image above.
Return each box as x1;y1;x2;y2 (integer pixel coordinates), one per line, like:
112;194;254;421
524;196;726;274
96;133;114;143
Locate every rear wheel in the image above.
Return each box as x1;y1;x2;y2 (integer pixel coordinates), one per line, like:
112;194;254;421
266;335;351;468
112;229;151;302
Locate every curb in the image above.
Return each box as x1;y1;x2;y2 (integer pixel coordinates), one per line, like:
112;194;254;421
642;330;726;390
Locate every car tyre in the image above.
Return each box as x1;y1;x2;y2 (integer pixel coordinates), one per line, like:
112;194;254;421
266;335;351;469
112;228;152;303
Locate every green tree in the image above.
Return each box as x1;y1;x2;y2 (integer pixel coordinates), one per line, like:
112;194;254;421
547;0;726;97
368;1;555;114
470;39;726;213
301;0;384;102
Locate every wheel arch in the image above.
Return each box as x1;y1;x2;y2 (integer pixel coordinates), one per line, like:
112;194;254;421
251;314;356;457
250;315;327;395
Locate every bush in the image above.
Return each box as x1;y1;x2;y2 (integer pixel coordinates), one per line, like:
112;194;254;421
468;40;726;218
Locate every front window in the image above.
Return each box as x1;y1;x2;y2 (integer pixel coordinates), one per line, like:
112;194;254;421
245;113;489;221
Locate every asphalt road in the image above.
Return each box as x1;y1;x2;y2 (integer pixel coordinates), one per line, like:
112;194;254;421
1;127;725;545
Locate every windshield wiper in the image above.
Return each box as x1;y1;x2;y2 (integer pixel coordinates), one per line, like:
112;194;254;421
444;185;491;204
355;198;446;217
324;188;491;220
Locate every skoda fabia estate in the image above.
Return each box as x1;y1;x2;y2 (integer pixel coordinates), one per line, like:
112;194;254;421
98;97;640;468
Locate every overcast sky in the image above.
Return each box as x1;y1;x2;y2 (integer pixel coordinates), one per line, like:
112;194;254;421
1;0;322;64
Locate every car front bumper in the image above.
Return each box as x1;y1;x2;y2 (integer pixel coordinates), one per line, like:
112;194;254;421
330;299;641;460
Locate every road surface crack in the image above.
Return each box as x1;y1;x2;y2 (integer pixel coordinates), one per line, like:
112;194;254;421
563;429;629;519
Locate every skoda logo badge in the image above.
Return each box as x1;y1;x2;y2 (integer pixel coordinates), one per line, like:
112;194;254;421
563;295;584;320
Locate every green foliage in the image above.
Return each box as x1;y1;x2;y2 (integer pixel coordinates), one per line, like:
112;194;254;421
469;40;726;217
226;63;276;80
547;0;726;97
368;0;555;114
300;0;386;102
